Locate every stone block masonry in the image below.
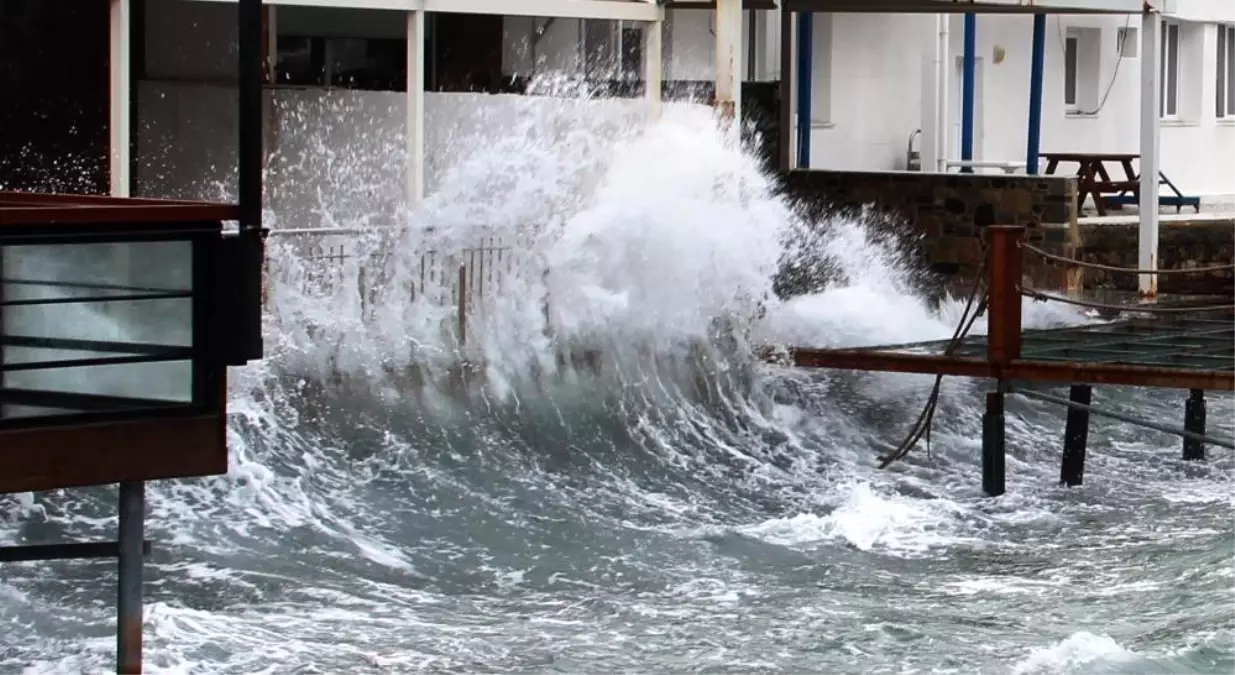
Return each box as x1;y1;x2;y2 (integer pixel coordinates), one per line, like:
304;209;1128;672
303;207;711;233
1077;220;1235;295
778;169;1080;287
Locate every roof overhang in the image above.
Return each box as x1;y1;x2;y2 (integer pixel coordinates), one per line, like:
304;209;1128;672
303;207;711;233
783;0;1170;14
189;0;664;21
665;0;779;9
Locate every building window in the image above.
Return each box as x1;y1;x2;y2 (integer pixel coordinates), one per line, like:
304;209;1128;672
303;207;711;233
1219;24;1235;119
1064;33;1079;111
276;36;407;91
1062;26;1099;115
1160;20;1180;118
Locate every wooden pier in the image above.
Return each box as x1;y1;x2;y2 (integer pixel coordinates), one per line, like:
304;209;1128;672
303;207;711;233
762;225;1234;495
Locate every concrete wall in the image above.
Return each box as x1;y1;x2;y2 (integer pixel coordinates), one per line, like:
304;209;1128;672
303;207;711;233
1077;220;1234;294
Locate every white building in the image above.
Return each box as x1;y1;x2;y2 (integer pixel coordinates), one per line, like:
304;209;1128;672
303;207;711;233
517;3;1235;198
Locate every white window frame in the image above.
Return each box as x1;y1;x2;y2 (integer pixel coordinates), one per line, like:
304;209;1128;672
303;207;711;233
1218;23;1235;120
1160;20;1180;119
1063;30;1080;113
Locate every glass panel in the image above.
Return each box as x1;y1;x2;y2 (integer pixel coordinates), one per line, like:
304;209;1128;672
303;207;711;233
1064;37;1078;106
1227;27;1235;114
1218;25;1227;118
1166;24;1178;116
1;240;196;420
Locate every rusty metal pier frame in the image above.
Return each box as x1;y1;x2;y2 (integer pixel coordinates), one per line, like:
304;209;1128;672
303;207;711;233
765;225;1234;496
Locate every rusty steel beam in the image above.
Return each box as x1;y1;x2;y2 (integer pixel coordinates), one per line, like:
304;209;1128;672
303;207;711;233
765;346;1235;391
986;226;1023;366
769;348;997;379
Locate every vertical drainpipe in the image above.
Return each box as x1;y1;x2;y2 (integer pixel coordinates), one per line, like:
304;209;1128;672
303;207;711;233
960;12;975;173
795;12;812;169
1026;13;1046;175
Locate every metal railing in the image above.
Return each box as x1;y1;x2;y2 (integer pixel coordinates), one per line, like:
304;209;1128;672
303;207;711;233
264;228;536;346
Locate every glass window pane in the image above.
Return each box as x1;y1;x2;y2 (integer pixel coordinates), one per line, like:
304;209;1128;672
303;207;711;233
1227;27;1235;114
1166;24;1178;116
1065;37;1078;106
1219;26;1226;118
1;240;196;421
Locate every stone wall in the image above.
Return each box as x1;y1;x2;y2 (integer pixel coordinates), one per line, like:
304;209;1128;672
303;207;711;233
1075;220;1235;295
779;170;1080;288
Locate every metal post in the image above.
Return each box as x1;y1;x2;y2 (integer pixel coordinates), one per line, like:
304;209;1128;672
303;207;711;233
1182;388;1206;461
778;6;793;172
457;264;468;347
644;17;664;120
1137;10;1162;298
714;0;743;127
1026;13;1046;175
795;12;813;168
109;0;132;197
986;226;1024;366
960;12;976;172
1060;384;1091;486
117;481;145;674
982;391;1006;497
407;10;426;206
234;0;266;363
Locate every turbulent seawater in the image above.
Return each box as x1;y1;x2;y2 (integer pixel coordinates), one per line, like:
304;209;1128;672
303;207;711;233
2;100;1232;675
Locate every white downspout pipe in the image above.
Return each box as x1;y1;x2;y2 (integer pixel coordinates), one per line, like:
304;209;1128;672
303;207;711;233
936;13;950;172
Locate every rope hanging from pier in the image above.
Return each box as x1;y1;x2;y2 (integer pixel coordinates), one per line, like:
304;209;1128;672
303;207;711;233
1021;242;1235;275
878;246;989;470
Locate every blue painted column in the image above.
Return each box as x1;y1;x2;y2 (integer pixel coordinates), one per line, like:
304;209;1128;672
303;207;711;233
796;12;813;169
1026;13;1046;175
960;12;976;172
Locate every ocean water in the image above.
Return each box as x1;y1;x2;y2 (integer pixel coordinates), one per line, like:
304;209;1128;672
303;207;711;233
1;99;1232;675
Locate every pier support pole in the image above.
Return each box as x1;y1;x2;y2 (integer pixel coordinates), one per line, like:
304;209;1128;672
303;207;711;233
1060;384;1091;486
1182;388;1206;461
117;481;145;674
982;390;1006;497
982;226;1023;498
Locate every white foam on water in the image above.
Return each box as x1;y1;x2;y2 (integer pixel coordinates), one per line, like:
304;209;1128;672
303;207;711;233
3;85;1229;675
1013;631;1139;675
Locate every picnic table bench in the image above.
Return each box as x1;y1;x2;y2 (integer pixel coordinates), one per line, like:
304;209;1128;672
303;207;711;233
1040;152;1200;216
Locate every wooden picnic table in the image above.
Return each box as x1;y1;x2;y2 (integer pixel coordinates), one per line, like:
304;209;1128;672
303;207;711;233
1041;152;1139;216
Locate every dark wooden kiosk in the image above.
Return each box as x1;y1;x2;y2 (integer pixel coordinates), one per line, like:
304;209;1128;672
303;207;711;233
0;1;266;673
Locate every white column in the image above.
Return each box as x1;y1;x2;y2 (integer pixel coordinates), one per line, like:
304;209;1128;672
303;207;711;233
645;18;664;121
714;0;743;127
407;10;426;207
109;0;132;197
1138;10;1161;297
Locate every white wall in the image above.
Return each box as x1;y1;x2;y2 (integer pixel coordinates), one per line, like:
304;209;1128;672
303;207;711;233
956;12;1235;197
511;6;1233;196
808;13;935;171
